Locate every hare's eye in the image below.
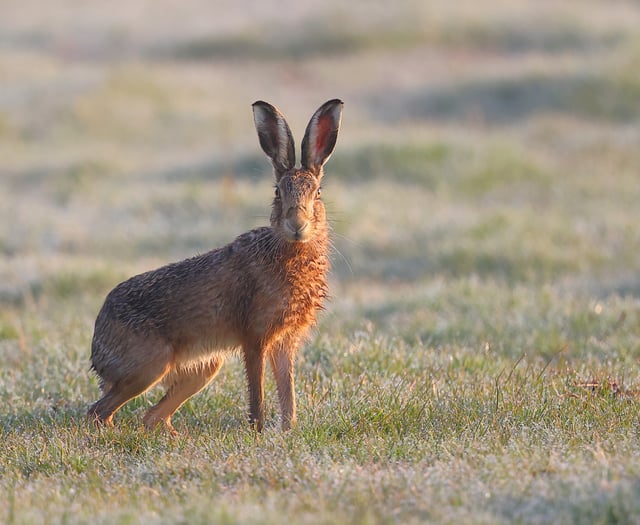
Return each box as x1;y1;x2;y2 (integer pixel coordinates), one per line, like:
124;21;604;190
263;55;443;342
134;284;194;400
274;187;280;198
316;188;322;198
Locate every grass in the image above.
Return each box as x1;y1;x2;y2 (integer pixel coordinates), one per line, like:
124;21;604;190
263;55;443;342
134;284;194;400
2;0;640;523
2;281;639;524
2;295;640;524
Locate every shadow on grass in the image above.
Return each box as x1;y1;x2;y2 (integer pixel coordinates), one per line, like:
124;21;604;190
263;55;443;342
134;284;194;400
0;403;87;434
370;72;640;125
583;277;640;300
334;242;579;285
488;479;640;524
148;13;622;63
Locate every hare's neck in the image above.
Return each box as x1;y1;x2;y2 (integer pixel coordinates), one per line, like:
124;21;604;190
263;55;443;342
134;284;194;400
287;231;328;265
280;228;330;280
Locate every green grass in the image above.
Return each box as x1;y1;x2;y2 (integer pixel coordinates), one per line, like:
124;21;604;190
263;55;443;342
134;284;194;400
2;302;640;524
2;282;639;524
2;0;640;523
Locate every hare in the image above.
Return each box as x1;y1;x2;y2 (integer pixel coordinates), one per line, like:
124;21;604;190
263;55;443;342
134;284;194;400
88;99;343;433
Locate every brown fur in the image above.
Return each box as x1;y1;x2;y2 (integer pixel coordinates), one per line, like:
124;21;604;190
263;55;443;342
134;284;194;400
88;99;343;433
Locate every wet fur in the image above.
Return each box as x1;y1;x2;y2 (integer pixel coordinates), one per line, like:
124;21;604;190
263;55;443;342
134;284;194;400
88;99;343;433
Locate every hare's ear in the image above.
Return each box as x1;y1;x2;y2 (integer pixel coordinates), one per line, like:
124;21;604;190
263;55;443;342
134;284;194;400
301;99;343;176
253;101;295;178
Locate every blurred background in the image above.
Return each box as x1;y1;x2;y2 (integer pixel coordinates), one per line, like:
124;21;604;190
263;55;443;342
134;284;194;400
3;4;640;522
1;0;640;334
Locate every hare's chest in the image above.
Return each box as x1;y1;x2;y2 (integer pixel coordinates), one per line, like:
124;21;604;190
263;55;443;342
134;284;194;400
249;270;327;343
280;273;327;335
285;278;325;319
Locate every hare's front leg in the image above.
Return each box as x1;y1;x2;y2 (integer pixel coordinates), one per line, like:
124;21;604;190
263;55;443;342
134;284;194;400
269;343;297;431
243;341;266;431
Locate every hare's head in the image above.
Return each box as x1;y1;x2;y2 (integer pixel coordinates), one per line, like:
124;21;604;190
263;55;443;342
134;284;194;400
253;99;343;243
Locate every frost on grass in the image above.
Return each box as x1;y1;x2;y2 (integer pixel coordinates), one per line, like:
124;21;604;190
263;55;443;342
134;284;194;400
2;0;640;523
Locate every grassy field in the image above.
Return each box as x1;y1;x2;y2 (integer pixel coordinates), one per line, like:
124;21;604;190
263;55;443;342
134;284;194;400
2;1;640;523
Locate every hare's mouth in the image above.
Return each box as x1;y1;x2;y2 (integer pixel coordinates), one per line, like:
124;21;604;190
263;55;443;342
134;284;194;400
283;220;312;243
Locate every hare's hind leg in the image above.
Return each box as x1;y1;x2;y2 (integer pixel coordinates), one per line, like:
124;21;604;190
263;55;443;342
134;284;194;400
99;379;114;395
142;356;224;433
269;343;297;431
88;345;173;427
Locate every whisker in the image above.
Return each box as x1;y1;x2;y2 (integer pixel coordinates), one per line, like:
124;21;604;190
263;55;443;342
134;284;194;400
331;231;362;249
329;239;354;276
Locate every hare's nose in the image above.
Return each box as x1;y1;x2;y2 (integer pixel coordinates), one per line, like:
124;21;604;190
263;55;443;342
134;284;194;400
285;208;311;240
286;217;309;235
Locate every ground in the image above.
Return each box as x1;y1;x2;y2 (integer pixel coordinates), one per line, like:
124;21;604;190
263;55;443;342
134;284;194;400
1;1;640;523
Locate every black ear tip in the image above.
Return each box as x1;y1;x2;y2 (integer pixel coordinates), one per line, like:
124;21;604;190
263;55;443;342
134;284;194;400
252;101;272;112
318;99;343;118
